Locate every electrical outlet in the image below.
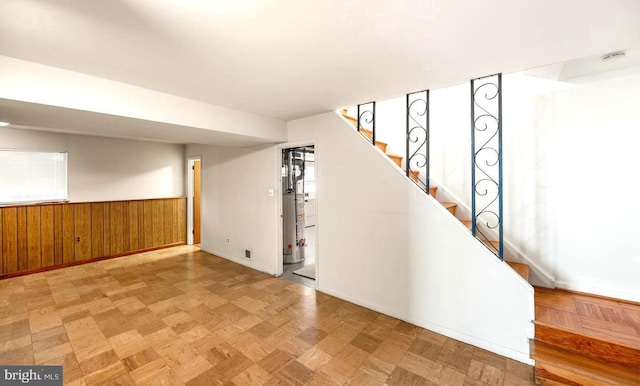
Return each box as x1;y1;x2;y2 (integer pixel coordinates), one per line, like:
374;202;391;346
226;237;230;244
244;249;252;259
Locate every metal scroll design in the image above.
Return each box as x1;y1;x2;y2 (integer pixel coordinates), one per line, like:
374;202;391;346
357;102;376;146
471;74;503;260
406;90;429;192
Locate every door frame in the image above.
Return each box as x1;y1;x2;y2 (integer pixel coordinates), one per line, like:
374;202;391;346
275;140;318;285
187;156;202;245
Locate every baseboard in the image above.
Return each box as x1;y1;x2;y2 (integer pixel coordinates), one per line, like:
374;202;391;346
0;242;186;280
204;248;277;277
554;280;640;303
316;285;533;365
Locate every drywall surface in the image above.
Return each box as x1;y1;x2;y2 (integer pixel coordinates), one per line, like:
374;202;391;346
287;112;534;363
1;126;184;201
0;55;287;142
185;144;279;275
363;70;640;301
546;72;640;300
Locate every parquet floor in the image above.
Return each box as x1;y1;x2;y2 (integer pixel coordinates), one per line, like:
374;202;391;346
534;286;640;348
0;245;534;385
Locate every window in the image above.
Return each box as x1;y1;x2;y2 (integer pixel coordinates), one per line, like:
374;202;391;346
0;150;68;204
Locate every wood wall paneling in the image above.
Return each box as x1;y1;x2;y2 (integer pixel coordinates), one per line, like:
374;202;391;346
41;205;55;268
74;203;92;261
128;201;139;251
53;205;63;265
2;208;17;274
164;199;174;245
143;201;153;248
62;205;75;264
152;200;164;247
123;201;130;253
17;207;27;271
103;203;111;257
91;203;105;259
137;201;144;251
177;198;186;243
26;206;42;270
1;198;185;277
110;202;125;255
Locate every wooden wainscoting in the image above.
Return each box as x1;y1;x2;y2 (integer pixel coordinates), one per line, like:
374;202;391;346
0;197;186;278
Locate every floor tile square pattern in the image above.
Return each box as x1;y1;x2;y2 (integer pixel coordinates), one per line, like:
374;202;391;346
0;245;535;385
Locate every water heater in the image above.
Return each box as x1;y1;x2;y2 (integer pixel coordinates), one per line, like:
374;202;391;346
282;148;306;264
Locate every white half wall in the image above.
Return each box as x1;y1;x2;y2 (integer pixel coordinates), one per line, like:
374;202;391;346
1;126;184;201
185;144;279;275
287;112;534;364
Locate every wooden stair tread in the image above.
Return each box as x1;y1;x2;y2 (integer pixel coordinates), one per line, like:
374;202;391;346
440;201;457;216
461;220;472;229
531;340;640;386
533;319;640;353
386;153;402;167
479;238;500;250
534;287;640;350
506;261;530;281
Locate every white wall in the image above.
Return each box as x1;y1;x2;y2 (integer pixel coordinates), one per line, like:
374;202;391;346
1;126;184;201
288;112;534;364
371;70;640;301
185;144;279;275
548;72;640;300
0;55;287;143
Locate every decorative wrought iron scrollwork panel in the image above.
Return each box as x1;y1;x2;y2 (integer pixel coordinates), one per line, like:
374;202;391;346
357;102;376;146
406;90;429;192
471;74;503;260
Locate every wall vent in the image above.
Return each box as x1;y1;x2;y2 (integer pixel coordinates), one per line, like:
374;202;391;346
244;249;252;259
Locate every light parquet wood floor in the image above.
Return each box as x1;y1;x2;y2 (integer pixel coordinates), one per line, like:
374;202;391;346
0;246;534;385
535;286;640;349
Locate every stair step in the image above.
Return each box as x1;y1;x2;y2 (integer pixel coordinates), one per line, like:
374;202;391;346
531;340;640;386
534;321;640;369
341;110;357;125
349;124;388;152
408;172;437;197
506;261;530;281
480;238;500;251
375;141;388;153
440;202;457;216
386;153;402;167
461;220;472;229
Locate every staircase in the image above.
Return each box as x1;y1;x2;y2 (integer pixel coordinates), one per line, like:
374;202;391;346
340;109;529;281
531;287;640;385
344;106;640;382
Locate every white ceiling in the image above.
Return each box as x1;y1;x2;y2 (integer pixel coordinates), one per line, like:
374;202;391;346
0;0;639;123
0;98;276;147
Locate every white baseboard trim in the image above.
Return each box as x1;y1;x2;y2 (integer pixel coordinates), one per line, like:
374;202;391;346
203;248;277;277
316;285;533;365
554;281;640;303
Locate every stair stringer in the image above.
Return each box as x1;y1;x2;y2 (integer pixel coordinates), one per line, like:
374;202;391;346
287;111;535;364
430;177;556;288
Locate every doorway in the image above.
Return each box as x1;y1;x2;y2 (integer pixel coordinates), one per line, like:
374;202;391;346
187;157;201;245
280;146;316;288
